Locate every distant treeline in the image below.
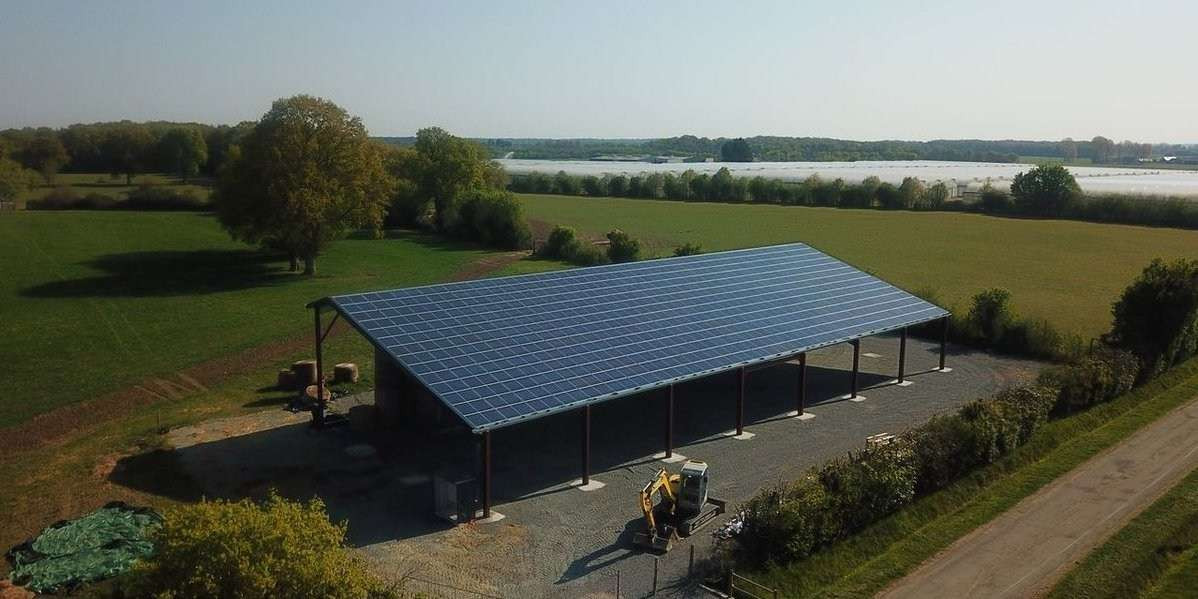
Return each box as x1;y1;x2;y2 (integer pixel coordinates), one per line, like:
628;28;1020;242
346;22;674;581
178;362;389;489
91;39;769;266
510;168;1198;230
377;135;1198;165
1;121;254;184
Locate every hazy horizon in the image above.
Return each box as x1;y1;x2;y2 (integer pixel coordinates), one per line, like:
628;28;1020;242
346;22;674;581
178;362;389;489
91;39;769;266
2;0;1196;143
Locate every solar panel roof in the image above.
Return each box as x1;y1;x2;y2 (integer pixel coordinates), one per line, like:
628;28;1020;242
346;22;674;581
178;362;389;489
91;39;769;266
320;243;948;432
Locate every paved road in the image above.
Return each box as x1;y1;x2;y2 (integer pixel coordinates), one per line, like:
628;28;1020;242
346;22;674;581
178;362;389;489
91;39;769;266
879;397;1198;599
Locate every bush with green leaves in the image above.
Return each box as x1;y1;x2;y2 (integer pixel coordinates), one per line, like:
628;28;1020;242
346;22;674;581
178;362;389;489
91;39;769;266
124;493;394;599
1010;164;1081;216
964;288;1014;345
455;188;532;250
605;229;640;263
673;242;703;257
1039;347;1141;414
735;477;831;565
539;225;581;260
1106;258;1198;377
817;441;917;538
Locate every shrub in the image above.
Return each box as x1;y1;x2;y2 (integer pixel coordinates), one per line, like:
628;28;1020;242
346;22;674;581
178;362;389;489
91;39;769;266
125;493;392;599
992;385;1057;444
1106;258;1198;377
1039;347;1141;414
605;229;640;263
456;188;532;249
980;185;1014;213
735;477;831;564
1010;164;1081;216
673;242;703;257
570;242;610;266
908;413;984;494
817;441;916;538
539;225;582;260
964;288;1014;345
123;185;208;210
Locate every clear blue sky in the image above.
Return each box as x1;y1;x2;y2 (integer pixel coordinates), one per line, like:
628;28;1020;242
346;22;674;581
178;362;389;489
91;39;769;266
2;0;1195;142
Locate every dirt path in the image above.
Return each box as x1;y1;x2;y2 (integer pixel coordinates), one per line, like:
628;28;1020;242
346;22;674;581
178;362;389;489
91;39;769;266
878;397;1198;599
447;250;530;281
2;252;525;453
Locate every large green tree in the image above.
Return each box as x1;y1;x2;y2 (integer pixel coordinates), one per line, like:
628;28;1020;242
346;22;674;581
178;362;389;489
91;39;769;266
1010;164;1081;216
158;127;209;181
1107;258;1198;377
0;158;37;203
410;126;501;231
102;125;154;184
214;95;391;275
19;135;70;183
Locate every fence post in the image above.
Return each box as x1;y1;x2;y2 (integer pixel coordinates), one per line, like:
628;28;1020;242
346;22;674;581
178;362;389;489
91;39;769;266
688;544;695;577
727;570;734;595
652;556;659;595
616;569;621;599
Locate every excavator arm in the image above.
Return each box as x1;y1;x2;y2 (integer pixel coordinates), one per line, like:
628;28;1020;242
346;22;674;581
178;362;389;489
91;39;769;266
638;469;679;539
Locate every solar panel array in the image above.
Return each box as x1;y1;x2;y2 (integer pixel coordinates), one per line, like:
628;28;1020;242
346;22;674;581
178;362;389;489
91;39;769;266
326;243;948;432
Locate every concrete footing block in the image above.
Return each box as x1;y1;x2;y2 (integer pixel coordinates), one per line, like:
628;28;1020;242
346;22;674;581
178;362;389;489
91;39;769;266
843;394;867;403
654;452;688;463
571;479;606;491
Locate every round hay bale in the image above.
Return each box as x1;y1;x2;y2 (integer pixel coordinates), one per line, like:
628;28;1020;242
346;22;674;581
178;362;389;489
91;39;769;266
291;360;318;385
276;369;297;391
304;384;331;403
333;362;359;384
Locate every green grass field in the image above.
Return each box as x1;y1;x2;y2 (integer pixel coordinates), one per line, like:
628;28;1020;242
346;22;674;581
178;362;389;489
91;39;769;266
516;193;1198;339
0;211;488;426
15;172;213;207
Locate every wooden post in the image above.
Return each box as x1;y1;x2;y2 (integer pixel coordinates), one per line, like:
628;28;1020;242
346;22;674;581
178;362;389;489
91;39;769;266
898;327;908;383
665;385;675;459
797;352;807;415
652;556;659;595
313;306;325;427
736;367;746;436
850;339;860;398
481;431;492;519
582;405;592;486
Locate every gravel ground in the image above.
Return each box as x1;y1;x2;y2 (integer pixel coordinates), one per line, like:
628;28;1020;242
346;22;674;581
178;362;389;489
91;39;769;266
164;335;1038;598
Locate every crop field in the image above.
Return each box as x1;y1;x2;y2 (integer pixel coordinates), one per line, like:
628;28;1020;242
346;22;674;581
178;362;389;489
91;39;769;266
516;193;1198;340
0;211;488;426
15;172;214;207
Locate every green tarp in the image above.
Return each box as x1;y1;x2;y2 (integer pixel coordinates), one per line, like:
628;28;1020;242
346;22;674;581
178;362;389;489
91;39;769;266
6;502;162;594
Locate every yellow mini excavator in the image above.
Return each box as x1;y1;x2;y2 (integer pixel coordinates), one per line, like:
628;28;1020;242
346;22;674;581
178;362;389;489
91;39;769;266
633;460;726;552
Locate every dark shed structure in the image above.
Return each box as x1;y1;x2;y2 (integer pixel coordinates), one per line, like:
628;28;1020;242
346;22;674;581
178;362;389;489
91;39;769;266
308;243;950;519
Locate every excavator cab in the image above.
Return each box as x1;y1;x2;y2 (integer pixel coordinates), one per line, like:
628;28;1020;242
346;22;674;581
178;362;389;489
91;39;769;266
633;459;724;552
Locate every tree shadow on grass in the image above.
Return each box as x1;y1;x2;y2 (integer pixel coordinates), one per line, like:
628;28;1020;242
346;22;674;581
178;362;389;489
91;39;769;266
21;249;293;298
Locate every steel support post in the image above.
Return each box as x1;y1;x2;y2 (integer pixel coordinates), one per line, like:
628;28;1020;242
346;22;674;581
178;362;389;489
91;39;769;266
665;385;675;459
736;367;746;435
898;327;908;383
481;431;492;519
850;339;860;398
797;353;807;414
582;405;592;485
939;317;949;370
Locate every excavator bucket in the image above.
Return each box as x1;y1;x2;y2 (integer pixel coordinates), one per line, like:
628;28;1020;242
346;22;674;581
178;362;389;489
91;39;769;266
633;526;676;553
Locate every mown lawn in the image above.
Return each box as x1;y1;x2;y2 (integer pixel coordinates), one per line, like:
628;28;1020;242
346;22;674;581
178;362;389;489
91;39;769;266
0;211;488;426
748;358;1198;597
1048;465;1198;599
516;193;1198;340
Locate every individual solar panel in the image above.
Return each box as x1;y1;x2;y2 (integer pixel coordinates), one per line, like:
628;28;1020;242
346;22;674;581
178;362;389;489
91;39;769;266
323;243;948;432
